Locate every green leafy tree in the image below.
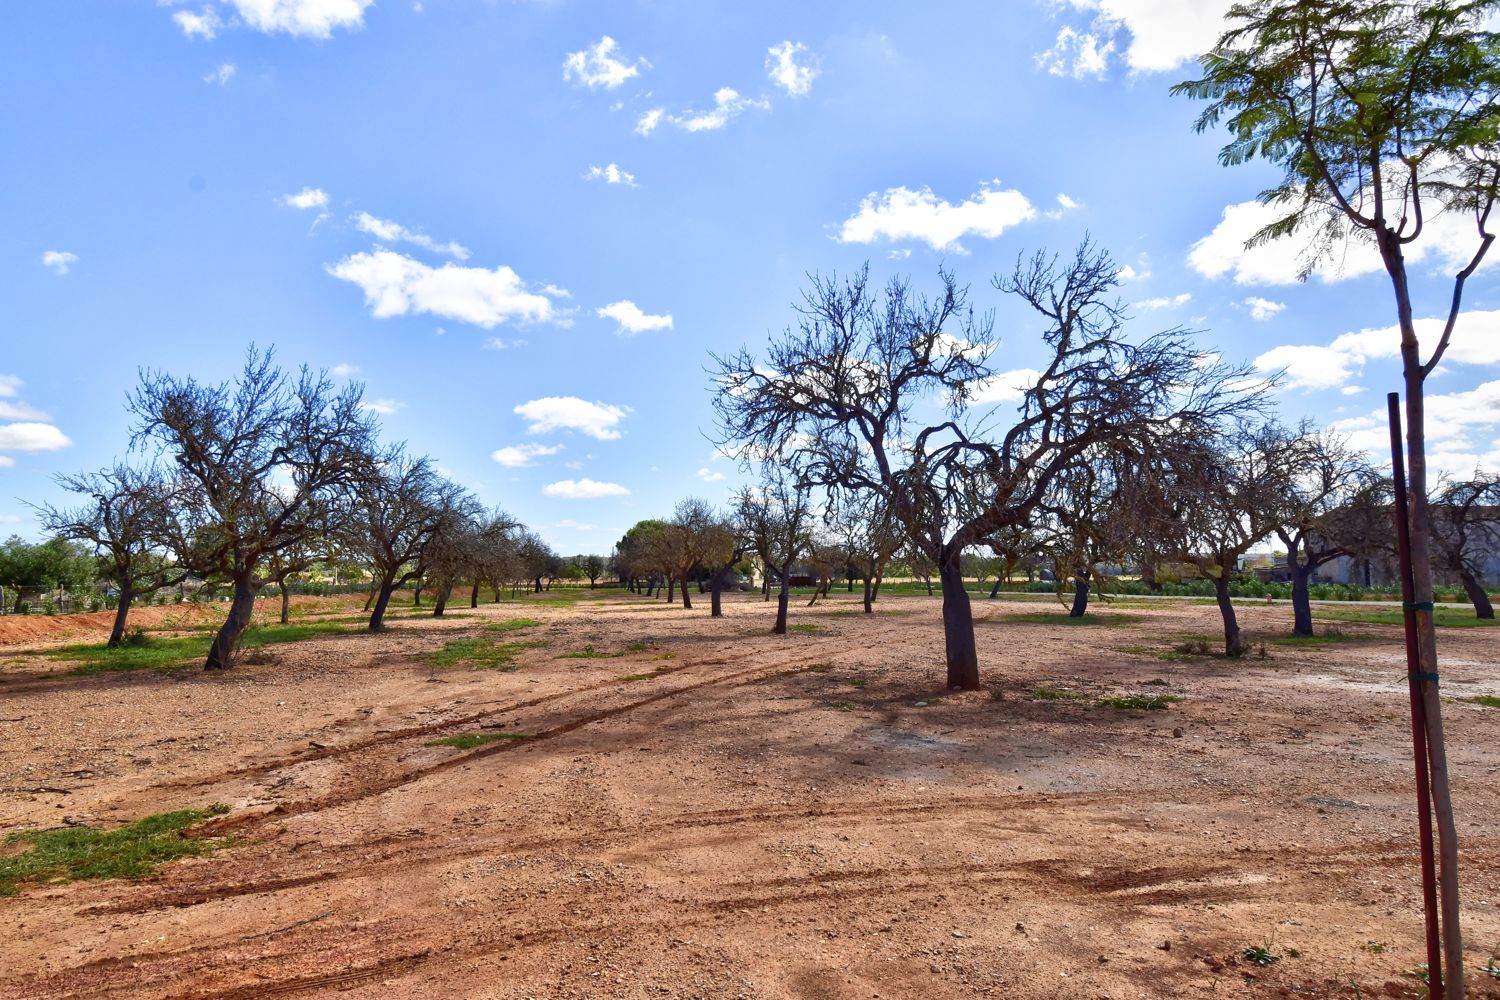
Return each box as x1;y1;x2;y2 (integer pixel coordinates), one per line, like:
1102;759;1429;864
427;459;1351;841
1174;5;1499;985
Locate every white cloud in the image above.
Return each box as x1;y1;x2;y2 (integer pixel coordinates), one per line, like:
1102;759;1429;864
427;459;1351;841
1188;198;1493;286
1253;308;1500;391
491;443;563;467
554;519;597;530
597;300;672;335
0;514;20;523
279;187;328;210
1035;25;1116;78
0;423;72;453
888;248;912;261
226;0;372;38
41;251;77;275
1134;292;1191;311
514;397;629;441
358;398;405;415
0;457;13;469
1341;386;1365;396
0;401;51;421
330;363;360;377
543;478;631;499
1243;297;1285;321
696;467;726;482
647;88;770;134
204;62;236;85
970;368;1042;405
354;212;470;260
0;376;19;397
563;36;647;90
1332;379;1500;478
766;41;818;96
483;337;527;350
585;163;637;187
635;108;664;136
173;7;219;38
1056;193;1080;211
837;180;1042;253
328;249;565;328
1044;1;1233;75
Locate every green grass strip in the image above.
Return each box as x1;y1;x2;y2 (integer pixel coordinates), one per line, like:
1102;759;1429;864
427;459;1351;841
1;804;231;896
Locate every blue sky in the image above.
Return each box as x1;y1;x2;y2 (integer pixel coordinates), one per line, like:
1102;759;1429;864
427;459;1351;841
3;0;1497;556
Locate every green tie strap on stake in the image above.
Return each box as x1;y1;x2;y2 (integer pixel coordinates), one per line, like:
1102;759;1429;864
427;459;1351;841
1408;672;1440;684
1405;601;1435;612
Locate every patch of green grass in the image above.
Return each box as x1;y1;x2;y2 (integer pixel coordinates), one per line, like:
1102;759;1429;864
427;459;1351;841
1099;694;1182;711
0;804;231;896
1319;606;1498;628
1031;685;1087;702
428;638;546;671
803;664;832;673
564;643;624;659
787;623;821;634
427;732;527;749
847;677;866;688
1005;612;1143;628
487;618;541;632
1459;694;1500;709
828;700;856;712
1242;945;1280;967
624;641;648;653
49;620;359;674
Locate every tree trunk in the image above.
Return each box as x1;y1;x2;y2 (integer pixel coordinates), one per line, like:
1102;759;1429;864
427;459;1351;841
470;582;479;609
107;586;134;647
433;584;450;617
413;585;422;607
1458;568;1494;620
666;578;676;603
1291;564;1314;637
205;575;257;670
710;572;724;617
988;577;1003;599
1213;571;1243;657
863;576;874;614
533;576;543;594
1069;571;1090;617
363;588;375;612
924;576;934;597
680;575;692;610
1388;239;1463;998
938;553;979;690
368;580;397;631
763;576;771;601
773;579;790;634
279;580;290;625
872;573;884;602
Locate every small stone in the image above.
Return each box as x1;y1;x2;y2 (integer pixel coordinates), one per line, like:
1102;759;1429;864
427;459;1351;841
1157;940;1171;951
1172;727;1184;738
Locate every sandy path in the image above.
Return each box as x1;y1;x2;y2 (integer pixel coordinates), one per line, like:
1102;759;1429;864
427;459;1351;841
1;592;1497;998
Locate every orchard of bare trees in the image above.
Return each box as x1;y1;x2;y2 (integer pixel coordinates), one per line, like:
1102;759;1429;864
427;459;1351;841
27;347;561;668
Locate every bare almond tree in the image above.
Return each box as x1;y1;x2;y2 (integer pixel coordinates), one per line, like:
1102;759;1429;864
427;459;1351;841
1430;473;1500;619
33;464;188;646
1273;428;1378;635
130;348;375;669
732;465;813;635
714;241;1257;688
345;448;465;631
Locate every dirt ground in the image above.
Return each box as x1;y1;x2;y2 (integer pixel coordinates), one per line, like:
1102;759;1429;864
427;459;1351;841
1;590;1497;999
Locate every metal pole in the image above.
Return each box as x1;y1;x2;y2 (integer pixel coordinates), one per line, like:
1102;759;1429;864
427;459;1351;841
1387;392;1444;995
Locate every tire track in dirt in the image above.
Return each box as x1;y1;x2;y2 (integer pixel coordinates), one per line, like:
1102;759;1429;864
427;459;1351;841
89;654;854;913
13;843;1397;1000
